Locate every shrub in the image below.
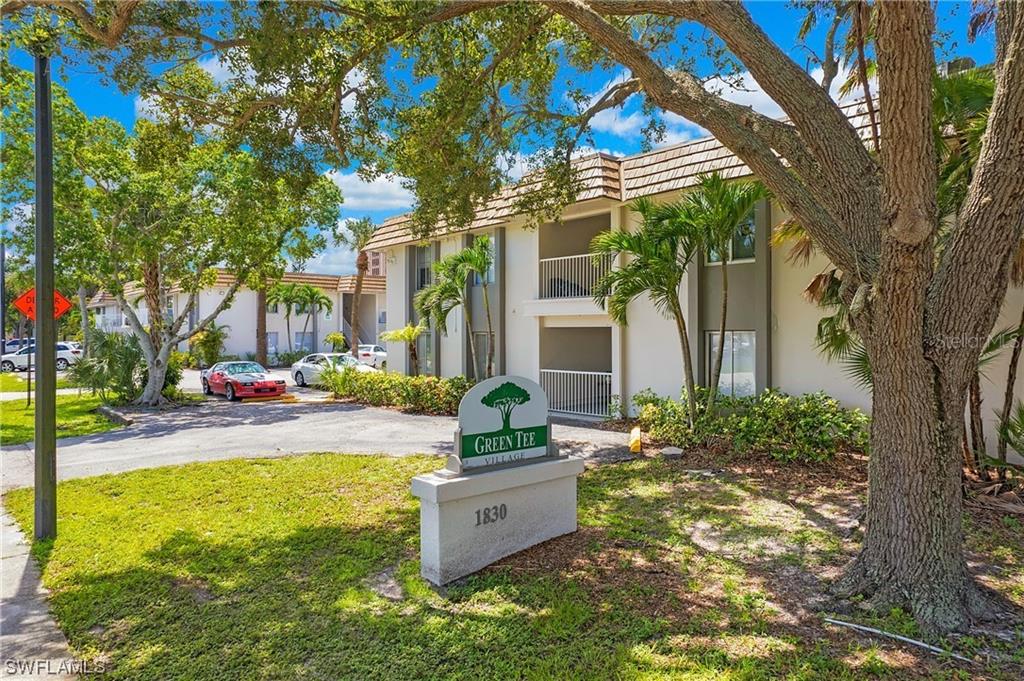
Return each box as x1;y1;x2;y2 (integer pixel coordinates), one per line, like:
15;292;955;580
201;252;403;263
190;324;229;368
68;330;145;404
316;366;473;415
272;350;304;368
634;388;868;462
325;331;348;352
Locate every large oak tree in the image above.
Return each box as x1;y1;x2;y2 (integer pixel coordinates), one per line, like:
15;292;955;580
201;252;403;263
5;0;1024;633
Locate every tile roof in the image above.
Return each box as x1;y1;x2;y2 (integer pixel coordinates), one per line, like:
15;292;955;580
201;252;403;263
365;99;878;251
87;269;385;308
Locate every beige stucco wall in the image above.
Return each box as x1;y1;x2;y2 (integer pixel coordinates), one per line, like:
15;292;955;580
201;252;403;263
504;223;542;381
384;246;410;374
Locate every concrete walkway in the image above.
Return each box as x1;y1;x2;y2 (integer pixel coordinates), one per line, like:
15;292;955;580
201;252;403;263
1;513;75;680
0;388;80;403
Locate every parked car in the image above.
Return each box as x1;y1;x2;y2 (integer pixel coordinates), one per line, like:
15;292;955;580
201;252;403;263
2;337;34;354
0;343;82;372
291;352;376;387
200;361;286;400
356;344;387;369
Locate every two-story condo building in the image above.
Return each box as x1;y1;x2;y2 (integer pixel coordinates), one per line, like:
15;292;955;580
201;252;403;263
88;269;386;360
365;100;1024;456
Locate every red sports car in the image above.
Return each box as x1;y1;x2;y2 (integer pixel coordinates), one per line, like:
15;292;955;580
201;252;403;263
201;361;287;400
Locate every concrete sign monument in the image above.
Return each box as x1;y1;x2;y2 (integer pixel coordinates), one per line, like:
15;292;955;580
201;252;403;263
411;376;584;585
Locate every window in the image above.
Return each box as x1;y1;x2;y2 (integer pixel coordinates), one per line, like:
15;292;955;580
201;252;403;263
165;299;174;322
295;303;309;315
415;245;433;291
416;331;433;376
707;216;756;264
378;310;387;325
265;332;279;356
266;302;279;314
707;331;756;398
295;332;313;353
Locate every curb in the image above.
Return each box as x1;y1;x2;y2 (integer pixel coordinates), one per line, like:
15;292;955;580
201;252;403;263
96;405;134;426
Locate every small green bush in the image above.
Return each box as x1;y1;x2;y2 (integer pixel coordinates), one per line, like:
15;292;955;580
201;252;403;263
316;366;473;415
634;388;868;462
273;350;304;368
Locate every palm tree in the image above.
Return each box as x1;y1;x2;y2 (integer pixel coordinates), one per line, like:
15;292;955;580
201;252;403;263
591;197;703;426
380;323;426;375
685;173;766;414
296;284;334;353
414;255;480;379
267;282;301;353
336;218;379;356
453;235;496;378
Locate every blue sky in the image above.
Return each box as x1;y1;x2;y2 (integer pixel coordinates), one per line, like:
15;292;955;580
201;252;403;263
5;1;995;275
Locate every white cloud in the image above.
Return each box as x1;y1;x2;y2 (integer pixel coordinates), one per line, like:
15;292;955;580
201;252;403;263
589;107;646;137
133;94;160;122
325;170;414;211
304;242;358;275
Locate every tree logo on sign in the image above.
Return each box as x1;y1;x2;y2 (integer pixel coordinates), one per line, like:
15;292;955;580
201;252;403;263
481;381;531;432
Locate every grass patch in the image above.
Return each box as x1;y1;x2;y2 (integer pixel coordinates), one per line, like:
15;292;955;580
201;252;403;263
1;394;118;445
5;454;1022;680
0;373;77;391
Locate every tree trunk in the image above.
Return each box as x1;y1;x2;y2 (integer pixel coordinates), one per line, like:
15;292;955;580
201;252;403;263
669;296;698;426
835;1;997;635
351;251;367;356
141;259;163;352
256;287;268;366
482;281;495;378
408;340;420;375
285;313;293;353
300;313;312;353
137;342;171;406
706;258;729;412
996;303;1024;481
77;284;89;357
463;291;479;381
968;371;989;479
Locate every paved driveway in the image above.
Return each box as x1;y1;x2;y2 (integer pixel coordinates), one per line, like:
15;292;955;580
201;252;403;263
2;399;628;491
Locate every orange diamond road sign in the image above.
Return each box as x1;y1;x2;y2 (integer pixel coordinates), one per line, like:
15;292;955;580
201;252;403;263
12;288;74;322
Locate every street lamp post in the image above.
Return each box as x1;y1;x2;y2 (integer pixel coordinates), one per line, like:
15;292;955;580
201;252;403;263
34;52;57;541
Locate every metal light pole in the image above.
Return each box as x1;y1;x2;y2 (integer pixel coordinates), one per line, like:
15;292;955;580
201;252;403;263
34;52;57;541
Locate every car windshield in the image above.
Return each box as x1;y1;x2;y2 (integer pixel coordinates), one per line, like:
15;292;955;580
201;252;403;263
226;362;265;375
328;355;354;366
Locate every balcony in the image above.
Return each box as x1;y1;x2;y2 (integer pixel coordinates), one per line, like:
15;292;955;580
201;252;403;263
96;315;126;332
538;253;612;300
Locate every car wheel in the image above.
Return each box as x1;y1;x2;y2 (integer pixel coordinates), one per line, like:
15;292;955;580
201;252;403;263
225;383;237;401
0;361;14;372
56;358;69;370
295;371;305;387
202;379;212;395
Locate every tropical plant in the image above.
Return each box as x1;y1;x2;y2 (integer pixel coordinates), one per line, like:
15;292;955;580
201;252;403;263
680;173;766;414
380;323;426;376
316;364;472;415
414;255;476;377
453;235;496;378
295;284;333;353
190;323;230;368
325;331;347;353
335;218;379;355
267;283;302;354
67;329;145;404
591;196;703;426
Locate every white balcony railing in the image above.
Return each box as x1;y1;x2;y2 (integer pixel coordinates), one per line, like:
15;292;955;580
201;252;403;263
540;369;614;418
96;315;126;332
539;253;612;300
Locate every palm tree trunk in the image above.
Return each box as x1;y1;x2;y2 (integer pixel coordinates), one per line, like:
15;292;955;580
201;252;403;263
855;1;881;153
256;287;268;366
670;297;698;427
408;340;420;375
301;313;313;353
482;281;495;378
997;303;1024;482
350;252;367;356
707;259;729;413
286;312;293;353
463;291;479;380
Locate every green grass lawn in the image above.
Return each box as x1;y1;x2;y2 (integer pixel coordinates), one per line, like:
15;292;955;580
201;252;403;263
0;372;77;391
1;394;118;445
5;454;1022;680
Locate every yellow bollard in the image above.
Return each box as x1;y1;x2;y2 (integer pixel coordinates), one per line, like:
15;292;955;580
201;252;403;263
629;426;642;453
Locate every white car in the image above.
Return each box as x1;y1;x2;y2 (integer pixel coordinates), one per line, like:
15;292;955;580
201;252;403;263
0;343;83;372
356;344;387;369
291;352;376;387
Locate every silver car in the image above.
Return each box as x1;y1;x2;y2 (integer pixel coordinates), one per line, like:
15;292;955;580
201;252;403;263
291;352;376;387
0;343;82;372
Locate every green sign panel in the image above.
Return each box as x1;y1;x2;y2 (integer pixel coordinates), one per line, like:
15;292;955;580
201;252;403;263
456;376;550;469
